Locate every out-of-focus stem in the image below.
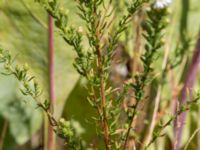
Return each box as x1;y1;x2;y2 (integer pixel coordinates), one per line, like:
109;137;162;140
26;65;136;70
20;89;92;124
47;15;55;150
198;107;200;149
183;128;200;150
180;0;189;43
0;119;8;150
143;85;161;148
143;36;170;148
173;33;200;150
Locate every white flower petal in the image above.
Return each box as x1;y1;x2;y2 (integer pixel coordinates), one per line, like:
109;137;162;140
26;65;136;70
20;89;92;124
153;0;172;9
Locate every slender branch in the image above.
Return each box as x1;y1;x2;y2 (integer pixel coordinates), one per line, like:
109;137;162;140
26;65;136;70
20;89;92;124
96;22;110;150
123;101;139;150
183;128;200;150
123;5;169;149
100;75;110;150
144;85;161;147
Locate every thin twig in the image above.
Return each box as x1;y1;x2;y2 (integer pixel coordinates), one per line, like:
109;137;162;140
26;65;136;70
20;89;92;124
123;101;139;150
144;85;161;148
183;128;200;150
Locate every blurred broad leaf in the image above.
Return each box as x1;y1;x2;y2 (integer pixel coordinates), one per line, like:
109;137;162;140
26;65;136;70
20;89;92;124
0;0;80;147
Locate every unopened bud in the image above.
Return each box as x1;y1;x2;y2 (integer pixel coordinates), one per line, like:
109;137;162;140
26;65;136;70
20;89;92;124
160;38;165;45
78;26;84;34
23;63;29;71
59;118;65;124
59;7;65;14
4;63;11;70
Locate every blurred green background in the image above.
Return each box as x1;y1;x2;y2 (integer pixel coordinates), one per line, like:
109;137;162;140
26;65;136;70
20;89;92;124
0;0;200;150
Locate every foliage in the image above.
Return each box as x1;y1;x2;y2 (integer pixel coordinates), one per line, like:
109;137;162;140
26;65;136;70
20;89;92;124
0;0;200;150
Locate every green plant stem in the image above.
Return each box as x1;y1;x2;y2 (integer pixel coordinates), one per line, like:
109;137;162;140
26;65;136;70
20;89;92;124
144;85;162;147
183;128;200;150
0;119;8;150
123;100;139;150
44;113;48;150
180;0;189;43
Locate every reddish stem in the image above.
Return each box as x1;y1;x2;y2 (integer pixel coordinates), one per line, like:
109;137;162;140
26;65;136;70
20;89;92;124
173;33;200;150
48;15;55;150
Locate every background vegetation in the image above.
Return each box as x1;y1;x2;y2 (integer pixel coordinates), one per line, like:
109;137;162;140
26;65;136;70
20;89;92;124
0;0;200;150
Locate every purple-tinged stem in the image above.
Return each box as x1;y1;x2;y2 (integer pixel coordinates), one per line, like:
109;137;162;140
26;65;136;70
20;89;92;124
48;15;55;150
173;33;200;150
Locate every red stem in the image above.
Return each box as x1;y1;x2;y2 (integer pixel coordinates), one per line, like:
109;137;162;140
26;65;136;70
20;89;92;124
48;15;55;150
173;33;200;150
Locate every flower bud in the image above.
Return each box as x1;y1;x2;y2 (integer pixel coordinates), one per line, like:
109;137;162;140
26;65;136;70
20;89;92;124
160;38;165;45
4;63;11;70
59;7;65;14
78;26;84;34
59;118;65;124
23;63;29;71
